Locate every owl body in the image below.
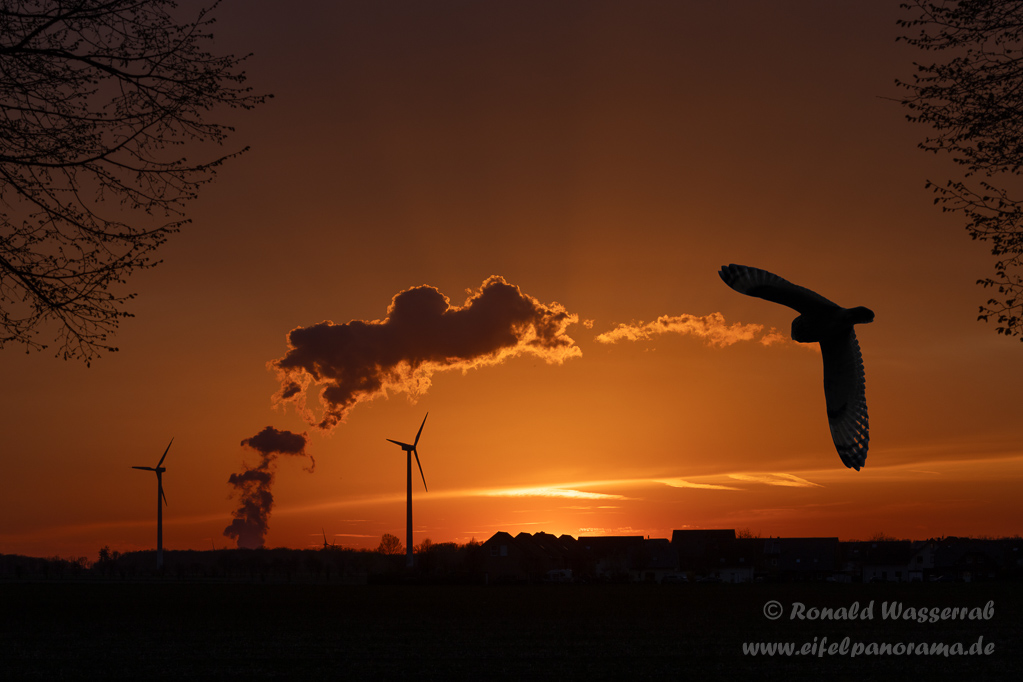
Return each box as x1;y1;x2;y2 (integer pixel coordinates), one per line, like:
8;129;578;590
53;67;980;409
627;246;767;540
791;306;874;344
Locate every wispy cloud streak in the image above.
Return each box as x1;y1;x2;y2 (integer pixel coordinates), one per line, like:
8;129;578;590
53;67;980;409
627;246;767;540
727;473;822;488
266;472;835;516
595;312;788;347
655;477;743;490
483;487;627;500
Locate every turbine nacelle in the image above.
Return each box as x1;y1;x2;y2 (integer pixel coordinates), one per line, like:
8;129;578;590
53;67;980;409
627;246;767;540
386;413;428;491
132;437;173;506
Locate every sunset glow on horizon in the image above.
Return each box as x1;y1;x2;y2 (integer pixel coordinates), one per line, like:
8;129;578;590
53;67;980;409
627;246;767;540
3;0;1023;561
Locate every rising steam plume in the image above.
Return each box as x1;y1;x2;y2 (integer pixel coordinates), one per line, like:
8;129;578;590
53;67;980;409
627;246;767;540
224;427;312;549
270;276;581;430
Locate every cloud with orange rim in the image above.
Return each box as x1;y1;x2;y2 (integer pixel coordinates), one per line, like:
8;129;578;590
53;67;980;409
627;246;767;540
270;276;581;430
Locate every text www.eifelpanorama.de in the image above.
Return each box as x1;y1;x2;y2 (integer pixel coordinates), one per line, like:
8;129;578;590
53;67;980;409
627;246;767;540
743;635;995;658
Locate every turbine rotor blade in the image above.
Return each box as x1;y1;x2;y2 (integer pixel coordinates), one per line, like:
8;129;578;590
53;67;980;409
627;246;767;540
414;413;428;447
387;438;413;449
157;437;174;468
161;486;168;506
413;448;427;492
132;466;156;471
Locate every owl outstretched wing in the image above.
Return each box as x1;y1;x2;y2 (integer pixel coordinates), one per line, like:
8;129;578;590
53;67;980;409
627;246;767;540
718;264;837;314
820;330;869;470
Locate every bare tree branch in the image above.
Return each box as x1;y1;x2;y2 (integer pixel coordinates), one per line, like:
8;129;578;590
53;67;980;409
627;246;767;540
897;0;1023;339
0;0;269;364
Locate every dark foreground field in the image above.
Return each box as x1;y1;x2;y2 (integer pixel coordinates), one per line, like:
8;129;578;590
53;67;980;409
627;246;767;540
3;581;1021;680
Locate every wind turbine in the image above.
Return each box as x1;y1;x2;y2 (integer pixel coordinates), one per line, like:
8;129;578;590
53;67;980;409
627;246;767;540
132;438;173;570
386;413;428;568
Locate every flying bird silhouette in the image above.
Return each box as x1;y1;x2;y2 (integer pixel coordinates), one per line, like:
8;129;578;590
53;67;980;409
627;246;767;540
718;264;874;470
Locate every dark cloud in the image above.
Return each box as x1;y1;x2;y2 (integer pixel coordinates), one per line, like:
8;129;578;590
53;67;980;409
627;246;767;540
241;427;308;457
223;427;312;549
269;276;580;430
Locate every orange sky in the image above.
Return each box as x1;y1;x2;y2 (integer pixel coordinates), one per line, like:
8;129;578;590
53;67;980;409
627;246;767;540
2;0;1023;560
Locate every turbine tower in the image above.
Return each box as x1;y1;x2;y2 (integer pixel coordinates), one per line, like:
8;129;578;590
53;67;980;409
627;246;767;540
132;438;173;570
386;413;429;568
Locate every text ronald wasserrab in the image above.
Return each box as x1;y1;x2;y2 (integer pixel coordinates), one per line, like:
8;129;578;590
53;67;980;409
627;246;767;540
786;600;994;623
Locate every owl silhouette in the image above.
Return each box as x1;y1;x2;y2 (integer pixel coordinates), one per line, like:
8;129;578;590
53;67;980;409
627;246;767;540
718;264;874;470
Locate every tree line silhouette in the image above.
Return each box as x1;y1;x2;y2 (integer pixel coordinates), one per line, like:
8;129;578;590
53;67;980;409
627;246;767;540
1;537;483;583
3;530;1022;584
